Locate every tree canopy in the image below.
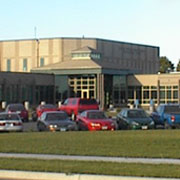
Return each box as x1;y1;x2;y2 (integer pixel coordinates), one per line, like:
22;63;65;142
176;59;180;71
159;56;174;73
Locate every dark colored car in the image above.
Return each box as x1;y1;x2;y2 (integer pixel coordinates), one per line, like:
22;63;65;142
59;98;99;120
32;104;58;121
151;104;180;129
5;103;28;122
116;108;154;130
37;111;77;132
76;110;116;131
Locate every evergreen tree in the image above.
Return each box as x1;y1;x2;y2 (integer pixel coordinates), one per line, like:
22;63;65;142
159;56;174;73
176;59;180;71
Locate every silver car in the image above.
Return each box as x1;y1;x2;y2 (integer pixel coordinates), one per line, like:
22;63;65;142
37;111;77;132
0;112;23;132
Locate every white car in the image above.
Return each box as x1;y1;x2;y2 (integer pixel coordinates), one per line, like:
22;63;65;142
0;112;23;132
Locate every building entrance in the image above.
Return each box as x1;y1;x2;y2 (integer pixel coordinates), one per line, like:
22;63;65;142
81;89;89;98
69;75;96;99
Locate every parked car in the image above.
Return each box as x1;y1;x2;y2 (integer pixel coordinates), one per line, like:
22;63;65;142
151;104;180;129
116;108;154;130
0;112;23;132
32;104;58;121
76;110;116;131
59;98;99;120
5;103;28;122
37;111;77;132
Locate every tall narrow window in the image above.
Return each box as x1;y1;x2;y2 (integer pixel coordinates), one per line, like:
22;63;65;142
40;58;44;67
23;58;27;71
7;59;11;71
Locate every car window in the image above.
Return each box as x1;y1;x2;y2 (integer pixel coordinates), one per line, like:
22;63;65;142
80;111;86;117
8;104;25;111
41;104;56;109
127;110;148;118
0;114;20;120
63;99;69;105
164;105;180;113
71;99;78;105
87;112;106;119
45;113;68;121
79;99;97;105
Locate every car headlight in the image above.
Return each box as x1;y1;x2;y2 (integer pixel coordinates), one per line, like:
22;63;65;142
49;124;57;128
131;121;139;126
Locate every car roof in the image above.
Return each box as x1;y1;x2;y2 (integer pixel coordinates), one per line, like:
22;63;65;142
82;110;103;113
8;103;24;106
42;111;65;114
121;108;145;111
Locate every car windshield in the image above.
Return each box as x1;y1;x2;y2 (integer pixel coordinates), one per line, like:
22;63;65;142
0;114;19;121
87;112;106;119
9;104;25;111
164;105;180;113
45;113;68;121
41;104;56;109
79;99;97;105
127;110;148;118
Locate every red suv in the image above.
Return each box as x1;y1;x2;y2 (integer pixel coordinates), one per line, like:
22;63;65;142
59;98;99;120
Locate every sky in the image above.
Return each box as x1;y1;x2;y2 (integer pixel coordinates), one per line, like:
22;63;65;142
0;0;180;65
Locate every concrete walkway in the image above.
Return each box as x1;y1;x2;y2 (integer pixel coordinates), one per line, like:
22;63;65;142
0;153;180;165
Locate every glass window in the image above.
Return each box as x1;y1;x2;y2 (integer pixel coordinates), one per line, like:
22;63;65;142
173;91;178;99
23;58;27;71
160;91;165;99
167;91;171;99
40;58;44;67
7;59;11;71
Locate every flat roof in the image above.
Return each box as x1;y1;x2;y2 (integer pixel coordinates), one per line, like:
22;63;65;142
0;37;159;49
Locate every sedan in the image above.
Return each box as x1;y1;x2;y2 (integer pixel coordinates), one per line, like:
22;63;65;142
76;110;116;131
5;103;28;122
32;104;58;121
0;112;23;132
116;108;154;130
37;111;77;132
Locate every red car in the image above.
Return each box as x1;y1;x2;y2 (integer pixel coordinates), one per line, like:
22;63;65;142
76;110;116;131
5;103;29;122
59;98;99;120
33;104;58;121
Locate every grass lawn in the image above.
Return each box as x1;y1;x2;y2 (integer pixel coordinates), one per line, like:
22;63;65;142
1;158;180;178
0;130;180;158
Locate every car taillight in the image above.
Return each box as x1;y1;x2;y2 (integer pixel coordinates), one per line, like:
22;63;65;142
13;122;22;126
0;123;5;126
171;116;175;122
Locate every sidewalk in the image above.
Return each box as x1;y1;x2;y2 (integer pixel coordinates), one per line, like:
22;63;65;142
0;153;180;164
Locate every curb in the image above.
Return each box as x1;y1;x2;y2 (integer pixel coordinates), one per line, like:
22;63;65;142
0;170;179;180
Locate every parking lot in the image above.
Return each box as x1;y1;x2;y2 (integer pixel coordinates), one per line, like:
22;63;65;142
23;121;38;132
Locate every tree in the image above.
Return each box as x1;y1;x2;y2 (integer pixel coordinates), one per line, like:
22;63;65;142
159;56;174;73
176;59;180;71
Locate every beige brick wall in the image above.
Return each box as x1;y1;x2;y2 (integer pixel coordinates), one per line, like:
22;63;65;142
0;38;159;74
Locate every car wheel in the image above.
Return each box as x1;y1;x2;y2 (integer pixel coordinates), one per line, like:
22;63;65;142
37;122;43;131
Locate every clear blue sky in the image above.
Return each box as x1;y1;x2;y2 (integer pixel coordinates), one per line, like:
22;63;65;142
0;0;180;65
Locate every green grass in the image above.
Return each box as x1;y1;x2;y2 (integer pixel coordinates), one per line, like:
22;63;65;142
0;158;180;178
0;130;180;158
